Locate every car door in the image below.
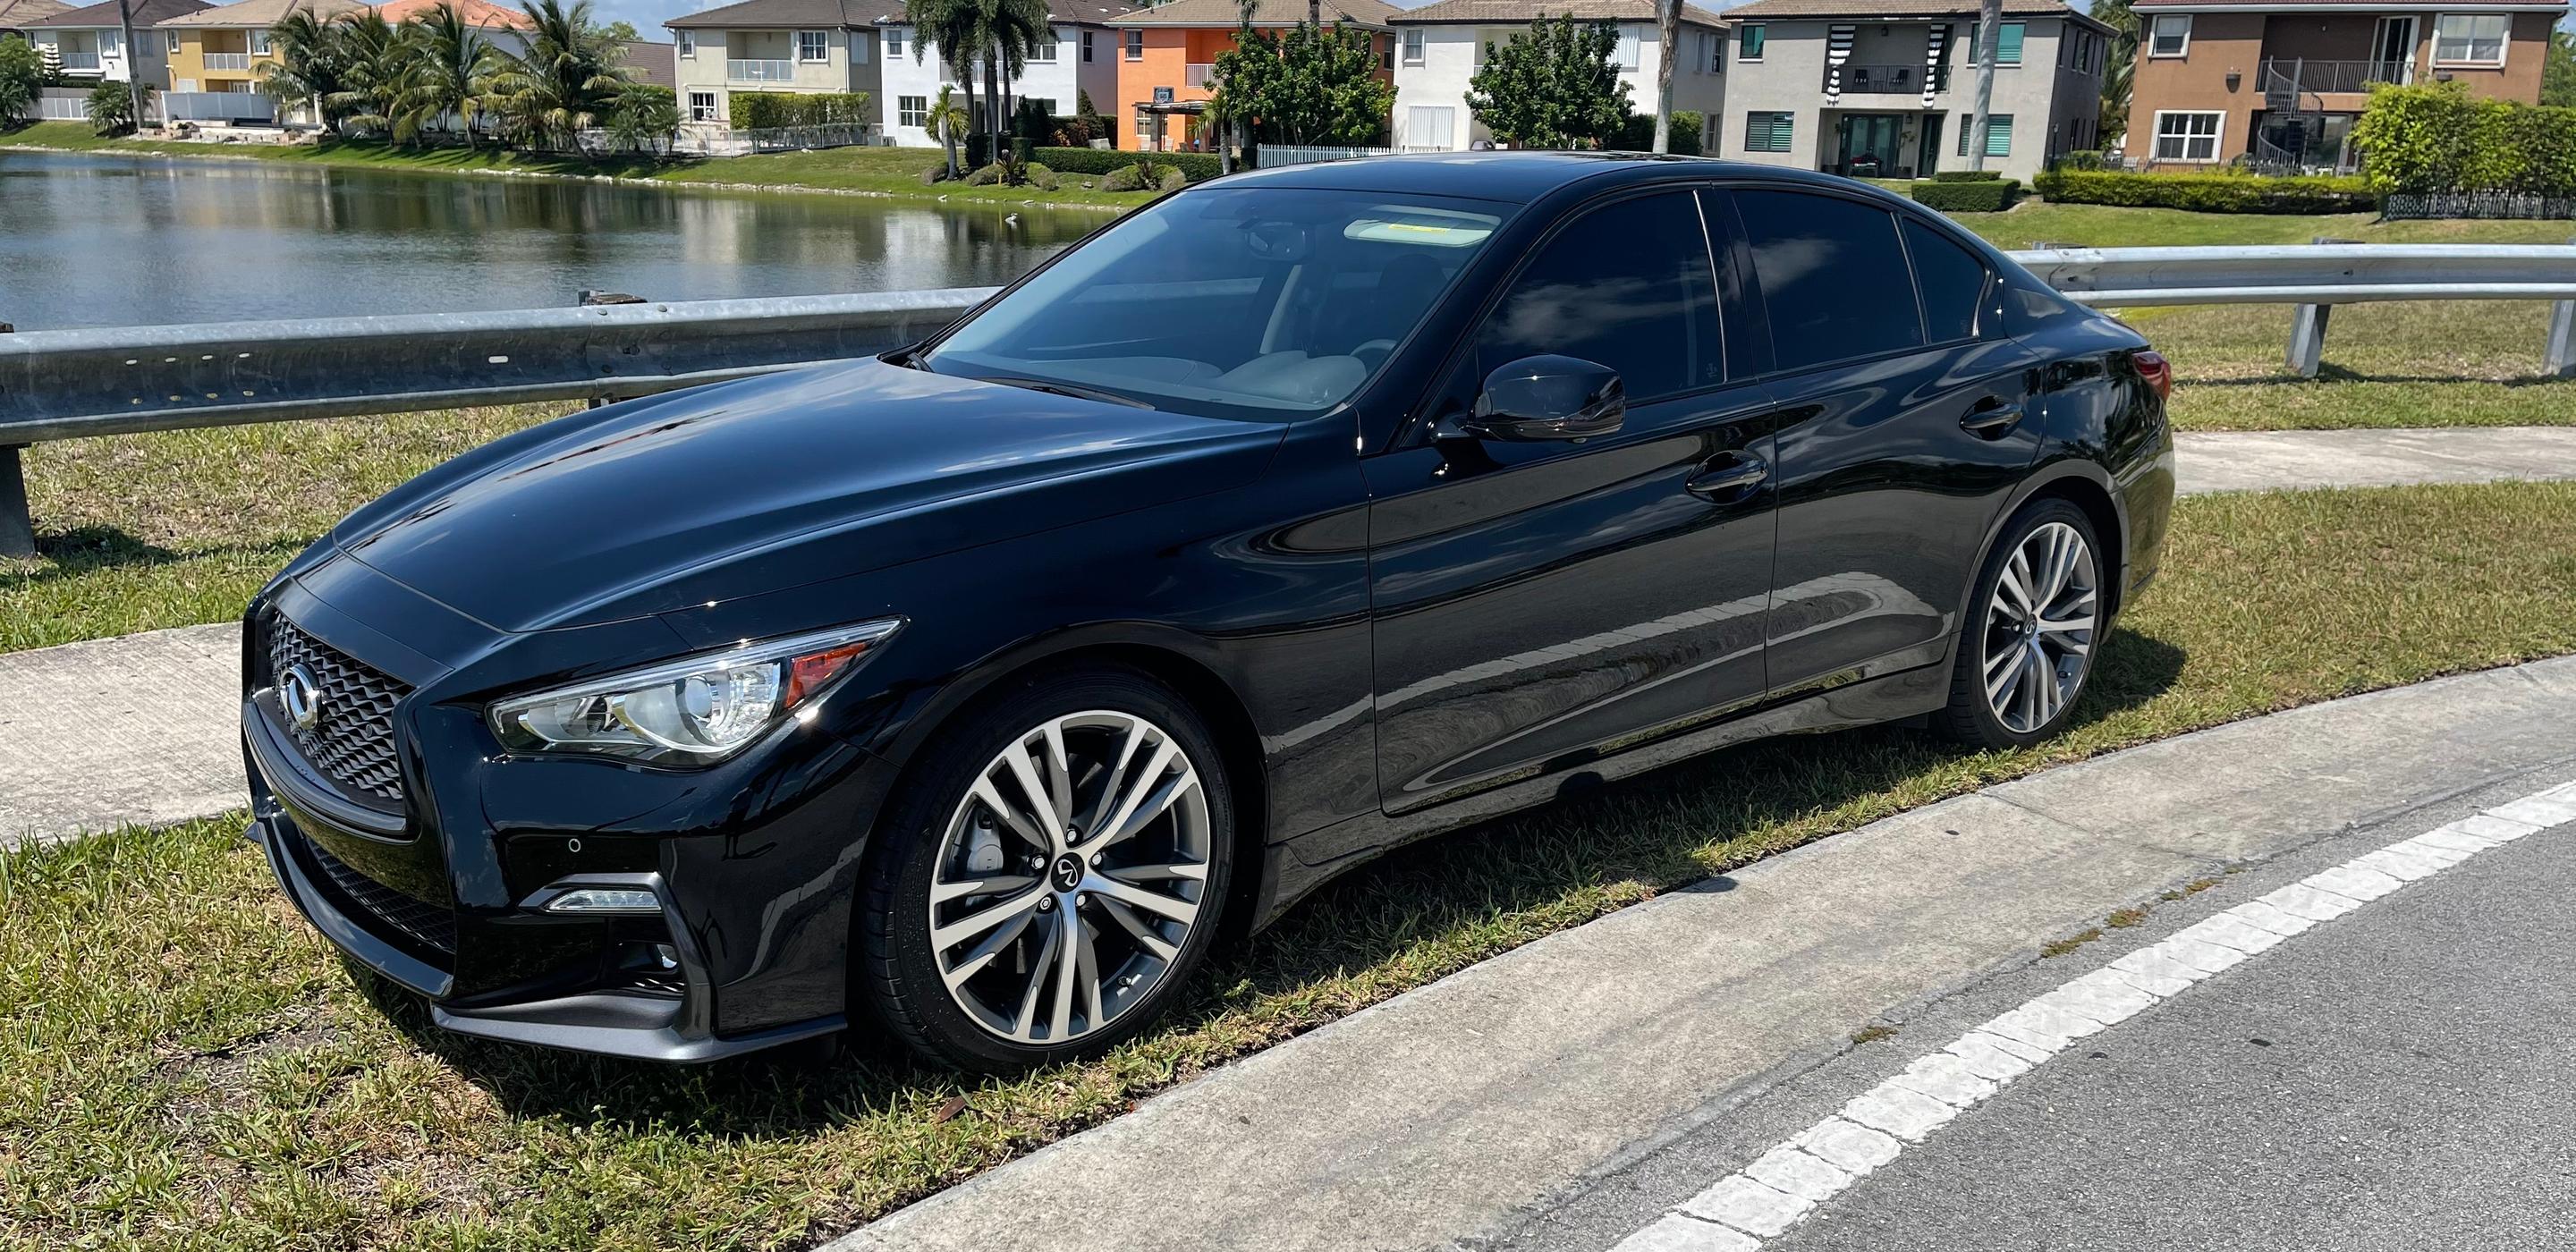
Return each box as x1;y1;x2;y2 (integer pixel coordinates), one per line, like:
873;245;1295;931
1362;188;1781;814
1715;186;2047;696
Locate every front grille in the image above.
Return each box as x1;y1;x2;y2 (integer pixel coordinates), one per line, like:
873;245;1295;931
301;833;457;955
267;612;411;803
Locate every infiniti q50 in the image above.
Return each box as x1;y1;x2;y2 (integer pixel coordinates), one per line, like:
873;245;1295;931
240;153;2174;1070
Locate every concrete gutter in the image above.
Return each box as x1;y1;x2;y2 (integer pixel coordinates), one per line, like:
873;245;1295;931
2171;426;2576;495
834;656;2576;1252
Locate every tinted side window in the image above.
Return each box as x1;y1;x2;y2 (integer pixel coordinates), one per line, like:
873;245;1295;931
1736;190;1926;373
1477;191;1721;402
1904;218;1991;343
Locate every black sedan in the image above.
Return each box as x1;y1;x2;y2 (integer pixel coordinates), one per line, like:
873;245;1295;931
241;153;2174;1071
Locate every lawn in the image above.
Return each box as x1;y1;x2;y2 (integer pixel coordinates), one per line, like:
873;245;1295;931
6;478;2576;1248
0;121;1161;210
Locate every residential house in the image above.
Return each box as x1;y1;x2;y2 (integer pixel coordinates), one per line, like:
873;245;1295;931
1388;0;1729;153
21;0;209;88
0;0;73;40
2124;0;2571;172
1716;0;2110;182
665;0;882;131
619;37;675;89
1106;0;1400;153
155;0;365;124
874;0;1129;148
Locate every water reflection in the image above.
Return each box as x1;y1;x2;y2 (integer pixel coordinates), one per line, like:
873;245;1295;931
0;151;1098;329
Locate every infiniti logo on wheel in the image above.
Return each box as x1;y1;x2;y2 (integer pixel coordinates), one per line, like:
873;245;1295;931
280;664;323;732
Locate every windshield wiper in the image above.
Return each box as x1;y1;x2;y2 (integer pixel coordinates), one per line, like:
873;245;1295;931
982;376;1157;410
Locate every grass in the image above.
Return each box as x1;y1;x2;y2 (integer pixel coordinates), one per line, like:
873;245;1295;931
0;121;1161;209
7;478;2576;1248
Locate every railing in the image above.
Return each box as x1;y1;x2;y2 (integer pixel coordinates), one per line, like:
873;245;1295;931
2258;56;2411;97
202;52;251;72
4;245;2574;555
160;91;278;122
1255;143;1401;167
1185;62;1216;87
727;58;793;82
1831;63;1950;93
58;51;102;71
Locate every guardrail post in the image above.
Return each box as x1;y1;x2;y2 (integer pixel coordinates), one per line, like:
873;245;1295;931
0;445;34;560
2548;299;2576;380
2286;236;2351;379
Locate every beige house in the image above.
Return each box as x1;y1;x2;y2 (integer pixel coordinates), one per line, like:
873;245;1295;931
1389;0;1730;152
665;0;883;130
21;0;209;89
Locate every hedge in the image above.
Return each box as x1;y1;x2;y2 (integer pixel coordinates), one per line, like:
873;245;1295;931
1931;170;2002;182
2351;81;2576;198
1035;146;1223;183
1910;178;2021;212
727;91;871;130
2030;168;2377;214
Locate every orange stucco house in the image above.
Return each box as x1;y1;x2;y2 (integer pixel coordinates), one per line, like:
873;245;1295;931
1103;0;1400;151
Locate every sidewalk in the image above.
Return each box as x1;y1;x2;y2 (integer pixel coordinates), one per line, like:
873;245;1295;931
835;657;2576;1252
5;422;2576;848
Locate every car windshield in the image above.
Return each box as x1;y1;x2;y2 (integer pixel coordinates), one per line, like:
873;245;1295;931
922;187;1506;420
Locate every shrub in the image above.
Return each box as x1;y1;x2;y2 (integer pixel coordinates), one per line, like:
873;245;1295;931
2055;149;2113;172
1932;169;2002;182
2030;168;2376;213
1157;165;1188;191
1607;113;1702;156
85;79;149;136
1909;178;2021;212
1025;160;1058;190
727;90;871;131
2351;81;2576;197
1102;159;1183;192
1036;146;1222;183
964;162;1002;185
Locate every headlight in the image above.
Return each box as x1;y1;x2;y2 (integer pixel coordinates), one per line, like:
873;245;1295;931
487;619;902;764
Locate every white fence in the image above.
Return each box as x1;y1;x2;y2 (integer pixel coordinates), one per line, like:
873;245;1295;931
34;89;86;121
664;122;880;156
160;92;277;123
1254;143;1400;168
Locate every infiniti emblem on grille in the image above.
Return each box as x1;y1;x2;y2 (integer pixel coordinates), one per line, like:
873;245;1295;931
280;664;323;732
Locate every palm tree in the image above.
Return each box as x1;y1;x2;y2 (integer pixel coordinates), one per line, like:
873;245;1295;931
479;0;628;152
257;7;351;128
326;10;407;137
979;0;1046;156
928;81;969;178
908;0;985;161
394;2;493;145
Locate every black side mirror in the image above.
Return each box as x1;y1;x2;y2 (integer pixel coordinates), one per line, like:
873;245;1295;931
1458;355;1625;442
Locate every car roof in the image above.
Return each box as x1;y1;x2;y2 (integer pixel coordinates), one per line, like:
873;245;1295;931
1209;150;1876;205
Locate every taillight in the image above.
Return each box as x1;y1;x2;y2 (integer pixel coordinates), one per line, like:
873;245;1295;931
2132;350;2173;402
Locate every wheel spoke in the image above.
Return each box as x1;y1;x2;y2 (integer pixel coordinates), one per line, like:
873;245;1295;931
1099;861;1207;884
1089;739;1182;847
1096;896;1180;962
969;776;1052;854
1041;722;1074;835
1047;909;1083;1041
930;885;1045;952
940;901;1043;991
931;872;1040;904
1998;556;2037;618
1000;738;1066;844
1088;875;1199;927
1986;641;2027;705
1086;718;1148;833
1011;915;1063;1040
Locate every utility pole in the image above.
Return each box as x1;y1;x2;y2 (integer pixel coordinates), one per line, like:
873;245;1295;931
1651;0;1677;153
1966;0;2000;172
115;0;146;133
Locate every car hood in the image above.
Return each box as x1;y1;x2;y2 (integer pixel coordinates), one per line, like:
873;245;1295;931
332;360;1288;632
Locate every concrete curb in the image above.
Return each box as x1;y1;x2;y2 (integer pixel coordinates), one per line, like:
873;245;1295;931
830;656;2576;1252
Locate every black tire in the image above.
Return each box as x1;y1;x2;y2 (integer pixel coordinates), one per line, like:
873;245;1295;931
855;665;1236;1072
1936;497;2106;750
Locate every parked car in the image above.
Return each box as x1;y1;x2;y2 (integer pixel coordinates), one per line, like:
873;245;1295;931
241;153;2175;1071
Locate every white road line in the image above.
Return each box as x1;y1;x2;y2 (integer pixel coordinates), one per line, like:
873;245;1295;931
1609;777;2576;1252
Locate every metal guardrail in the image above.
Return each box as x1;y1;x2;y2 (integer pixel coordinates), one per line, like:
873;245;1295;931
3;243;2574;556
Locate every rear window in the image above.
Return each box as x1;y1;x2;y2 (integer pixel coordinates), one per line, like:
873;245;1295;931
1904;218;1992;344
1735;190;1926;372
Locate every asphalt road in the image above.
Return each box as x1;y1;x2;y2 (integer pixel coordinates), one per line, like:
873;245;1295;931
1503;768;2576;1252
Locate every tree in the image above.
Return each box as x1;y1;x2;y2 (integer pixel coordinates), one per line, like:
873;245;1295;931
2092;0;2136;147
394;1;494;144
114;0;145;140
604;81;675;153
85;77;151;133
2543;28;2576;108
257;8;352;127
326;11;409;137
1651;0;1677;153
1463;14;1631;149
479;0;629;152
926;81;970;176
1208;21;1395;147
0;37;42;123
1966;0;2002;171
601;19;639;44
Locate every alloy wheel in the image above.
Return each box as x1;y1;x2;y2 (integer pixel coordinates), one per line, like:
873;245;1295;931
1980;520;2099;735
925;710;1212;1045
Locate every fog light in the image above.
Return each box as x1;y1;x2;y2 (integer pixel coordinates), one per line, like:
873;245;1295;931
545;886;662;915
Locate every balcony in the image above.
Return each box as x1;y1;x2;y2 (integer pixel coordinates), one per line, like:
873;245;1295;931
1185;62;1215;88
2258;57;2412;101
58;50;103;72
203;52;251;71
727;58;793;83
1829;63;1950;94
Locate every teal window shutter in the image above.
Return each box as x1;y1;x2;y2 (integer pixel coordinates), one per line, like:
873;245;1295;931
1996;21;2023;63
1987;113;2012;156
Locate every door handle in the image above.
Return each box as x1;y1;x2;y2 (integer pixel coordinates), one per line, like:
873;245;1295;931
1686;452;1770;501
1961;398;2024;438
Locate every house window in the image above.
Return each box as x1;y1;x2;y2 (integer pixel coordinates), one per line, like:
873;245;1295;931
2153;110;2221;161
1742;110;1792;153
1125;29;1141;60
898;94;926;127
1030;28;1056;61
885;26;902;55
2434;13;2508;65
168;30;181;53
1614;25;1639;70
1401;27;1423;65
1026;97;1055;116
1738;22;1764;62
250;30;271;54
101;30;121;56
1404;104;1453;149
677;30;695;58
688;90;717;123
1706;29;1723;72
798;30;829;62
1966;21;2022;63
1957;113;2012;156
2148;13;2190;57
1081;30;1094;61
